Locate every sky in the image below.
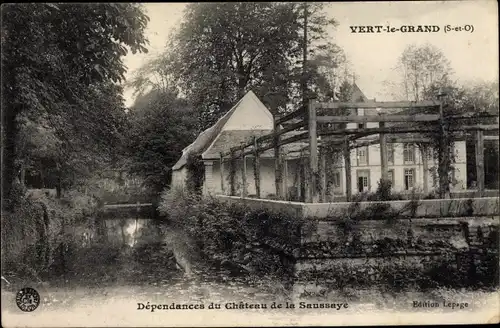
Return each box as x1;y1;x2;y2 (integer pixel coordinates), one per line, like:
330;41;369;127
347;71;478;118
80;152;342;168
122;1;498;107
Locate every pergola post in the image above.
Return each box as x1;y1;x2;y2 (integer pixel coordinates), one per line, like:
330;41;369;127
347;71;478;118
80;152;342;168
475;129;485;197
422;145;429;194
379;121;389;181
283;157;288;200
219;152;225;194
274;115;283;199
241;153;247;198
319;148;327;202
298;156;303;201
438;97;451;199
253;136;261;198
229;150;236;196
308;100;319;203
344;137;352;202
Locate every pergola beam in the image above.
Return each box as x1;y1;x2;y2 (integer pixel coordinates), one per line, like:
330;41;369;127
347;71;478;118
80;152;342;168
276;108;306;125
315;100;440;109
317;114;440;123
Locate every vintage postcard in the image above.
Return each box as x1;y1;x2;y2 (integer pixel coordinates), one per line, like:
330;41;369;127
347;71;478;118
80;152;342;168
1;1;499;327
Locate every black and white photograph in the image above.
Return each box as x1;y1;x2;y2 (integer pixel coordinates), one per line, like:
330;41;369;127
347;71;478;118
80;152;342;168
1;1;499;326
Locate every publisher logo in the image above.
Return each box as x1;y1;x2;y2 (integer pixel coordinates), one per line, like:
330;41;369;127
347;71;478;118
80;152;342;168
16;287;40;312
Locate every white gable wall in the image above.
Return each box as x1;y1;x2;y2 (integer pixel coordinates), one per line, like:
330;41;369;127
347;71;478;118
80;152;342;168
221;92;273;131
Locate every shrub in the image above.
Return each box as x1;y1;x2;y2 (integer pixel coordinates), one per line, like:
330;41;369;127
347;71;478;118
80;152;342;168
375;178;392;201
1;189;100;284
185;154;205;194
423;191;439;199
157;187;304;276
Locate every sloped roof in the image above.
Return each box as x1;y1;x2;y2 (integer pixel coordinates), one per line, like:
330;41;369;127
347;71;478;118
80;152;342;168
172;91;272;170
351;82;369;102
171;99;241;171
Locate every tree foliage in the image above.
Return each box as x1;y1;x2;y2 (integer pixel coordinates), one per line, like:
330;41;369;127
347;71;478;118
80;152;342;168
386;43;453;101
1;4;149;205
170;2;299;127
126;89;198;193
153;2;343;129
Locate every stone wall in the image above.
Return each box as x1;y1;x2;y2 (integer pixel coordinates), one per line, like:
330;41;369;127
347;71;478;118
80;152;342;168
295;215;498;293
216;195;499;291
216;195;499;218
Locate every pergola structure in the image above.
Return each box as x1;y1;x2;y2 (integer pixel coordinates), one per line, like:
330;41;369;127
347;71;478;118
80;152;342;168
221;98;499;203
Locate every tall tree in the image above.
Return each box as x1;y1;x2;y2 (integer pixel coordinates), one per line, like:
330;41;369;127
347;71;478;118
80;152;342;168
385;43;453;101
170;2;301;127
166;2;340;128
308;44;351;102
386;44;456;197
127;51;179;97
294;2;339;109
1;4;149;207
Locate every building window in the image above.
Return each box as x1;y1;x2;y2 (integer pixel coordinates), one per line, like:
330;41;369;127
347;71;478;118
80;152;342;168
357;146;369;166
403;143;415;163
387;144;395;164
358;123;365;129
357;170;370;192
450;167;457;184
404;168;415;190
388;169;395;187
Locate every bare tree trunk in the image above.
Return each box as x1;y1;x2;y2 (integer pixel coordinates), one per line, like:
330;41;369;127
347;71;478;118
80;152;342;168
301;2;309;111
438;100;451;199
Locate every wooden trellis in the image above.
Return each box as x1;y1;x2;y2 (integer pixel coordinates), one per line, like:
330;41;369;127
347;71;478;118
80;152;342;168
220;98;499;202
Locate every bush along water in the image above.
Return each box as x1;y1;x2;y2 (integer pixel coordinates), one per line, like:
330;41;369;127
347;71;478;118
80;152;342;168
158;187;305;283
1;185;106;288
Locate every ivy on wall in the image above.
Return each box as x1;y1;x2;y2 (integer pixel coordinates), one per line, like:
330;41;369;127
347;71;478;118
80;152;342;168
185;154;205;194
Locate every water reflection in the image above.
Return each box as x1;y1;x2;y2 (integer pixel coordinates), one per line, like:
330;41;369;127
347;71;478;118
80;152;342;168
104;219;158;247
